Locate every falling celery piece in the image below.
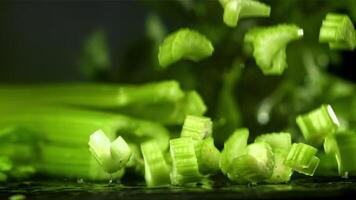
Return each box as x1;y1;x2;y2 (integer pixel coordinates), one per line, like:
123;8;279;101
220;128;249;175
244;24;303;75
228;142;274;183
255;132;293;183
158;28;214;68
141;140;170;187
296;104;340;146
170;137;202;185
220;0;271;27
180;115;212;141
319;13;356;50
114;90;207;125
0;106;170;150
88;130;132;173
37;143;125;181
78;29;111;77
0;80;184;108
195;137;220;175
284;143;320;176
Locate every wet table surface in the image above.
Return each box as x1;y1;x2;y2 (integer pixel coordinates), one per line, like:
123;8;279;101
1;177;356;200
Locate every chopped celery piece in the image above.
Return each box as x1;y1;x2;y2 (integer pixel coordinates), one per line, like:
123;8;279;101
228;142;274;183
296;104;340;146
220;128;249;175
170;137;202;185
284;143;319;176
195;137;220;175
180;115;212;141
319;13;356;50
255;133;293;183
254;132;292;152
265;149;292;183
0;80;184;108
244;24;303;75
158;28;214;68
141;140;170;187
220;0;271;27
88;130;132;173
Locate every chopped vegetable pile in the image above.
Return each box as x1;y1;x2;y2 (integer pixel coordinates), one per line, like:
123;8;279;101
1;0;356;188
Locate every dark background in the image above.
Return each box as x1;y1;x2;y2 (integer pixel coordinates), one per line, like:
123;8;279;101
0;0;147;82
0;0;355;83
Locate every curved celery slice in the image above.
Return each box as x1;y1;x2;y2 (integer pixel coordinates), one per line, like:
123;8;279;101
169;137;202;185
180;115;212;141
284;143;319;176
158;28;214;68
244;24;303;75
195;137;220;175
255;132;292;152
319;13;356;50
296;104;340;146
141;140;170;187
228;142;274;183
220;128;249;175
0;80;184;108
88;130;132;174
220;0;271;27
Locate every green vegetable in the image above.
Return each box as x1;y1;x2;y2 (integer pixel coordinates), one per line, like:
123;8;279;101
115;90;207;125
0;106;170;150
169;137;202;185
254;132;292;152
219;128;249;175
88;130;132;173
244;24;303;75
255;132;293;183
195;137;220;175
220;0;271;27
141;140;170;187
158;28;214;68
284;143;320;176
331;132;356;178
228;142;274;184
0;80;184;109
319;13;356;50
296;104;340;146
180;115;212;141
